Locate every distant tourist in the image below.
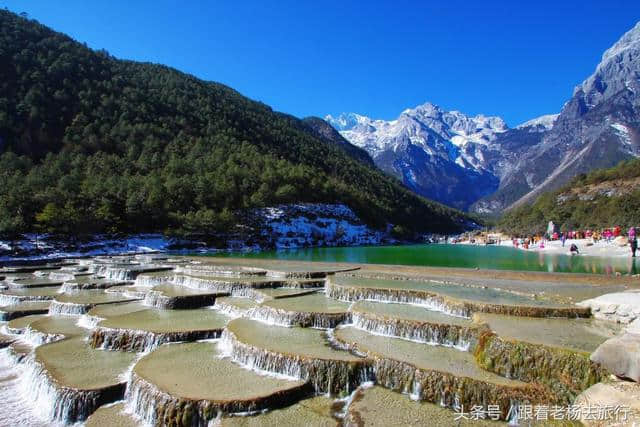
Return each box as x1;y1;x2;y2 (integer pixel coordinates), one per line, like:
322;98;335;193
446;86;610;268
629;227;637;258
569;243;580;255
614;225;621;238
561;232;566;247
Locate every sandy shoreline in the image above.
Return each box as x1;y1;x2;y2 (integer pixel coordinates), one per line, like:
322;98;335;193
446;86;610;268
460;237;635;258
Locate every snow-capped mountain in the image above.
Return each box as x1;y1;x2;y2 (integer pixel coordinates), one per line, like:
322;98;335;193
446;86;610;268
327;21;640;213
326;103;548;210
474;21;640;213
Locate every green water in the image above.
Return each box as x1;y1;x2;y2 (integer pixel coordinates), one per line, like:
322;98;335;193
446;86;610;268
211;244;639;275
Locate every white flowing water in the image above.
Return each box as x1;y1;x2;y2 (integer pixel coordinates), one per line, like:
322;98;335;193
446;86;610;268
0;348;57;427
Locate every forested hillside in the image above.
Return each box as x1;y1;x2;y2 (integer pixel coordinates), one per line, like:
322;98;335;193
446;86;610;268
0;10;468;239
498;158;640;235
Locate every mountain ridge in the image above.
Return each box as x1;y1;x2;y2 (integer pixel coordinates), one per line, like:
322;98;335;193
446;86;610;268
0;10;469;239
328;20;640;213
325;103;550;210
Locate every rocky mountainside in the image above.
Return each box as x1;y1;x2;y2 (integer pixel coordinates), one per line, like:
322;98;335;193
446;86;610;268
328;21;640;213
326;104;551;210
474;22;640;213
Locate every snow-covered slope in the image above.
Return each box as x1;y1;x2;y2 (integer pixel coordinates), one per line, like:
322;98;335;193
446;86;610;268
516;114;558;131
326;103;548;210
327;103;508;167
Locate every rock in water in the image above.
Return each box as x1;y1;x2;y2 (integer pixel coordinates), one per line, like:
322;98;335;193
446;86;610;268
591;333;640;382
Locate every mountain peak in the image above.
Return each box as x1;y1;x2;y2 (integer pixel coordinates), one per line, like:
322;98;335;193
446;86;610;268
574;21;640;106
324;112;371;131
323;102;516;210
400;102;442;118
516;114;558;131
600;21;640;66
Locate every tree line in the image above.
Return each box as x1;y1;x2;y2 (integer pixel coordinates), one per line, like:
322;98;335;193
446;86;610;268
0;10;466;239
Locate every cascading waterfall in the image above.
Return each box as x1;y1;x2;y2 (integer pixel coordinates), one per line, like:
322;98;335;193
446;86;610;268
17;353;125;423
4;322;65;347
0;256;609;425
134;274;172;287
111;287;149;299
249;306;351;329
369;356;551;421
59;282;83;293
47;272;76;281
125;370;311;426
143;290;222;310
325;281;471;318
92;265;172;282
0;340;31;365
20;327;65;347
59;280;122;292
213;301;253;318
175;265;267;277
0;348;55;427
220;329;373;395
0;294;55;306
77;314;102;330
334;380;375;421
266;270;327;279
91;326;223;353
171;275;284;295
350;312;479;351
48;301;91;315
326;280;590;319
0;306;49;321
91;265;134;281
474;332;606;403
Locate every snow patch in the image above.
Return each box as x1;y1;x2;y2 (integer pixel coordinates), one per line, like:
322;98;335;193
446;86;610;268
516;114;558;131
0;234;170;262
325;101;508;172
611;123;632;145
253;204;387;249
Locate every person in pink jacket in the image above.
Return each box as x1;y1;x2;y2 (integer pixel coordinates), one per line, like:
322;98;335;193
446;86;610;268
629;227;637;258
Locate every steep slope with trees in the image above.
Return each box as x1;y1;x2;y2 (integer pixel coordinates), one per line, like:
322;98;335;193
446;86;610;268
498;159;640;235
0;10;468;239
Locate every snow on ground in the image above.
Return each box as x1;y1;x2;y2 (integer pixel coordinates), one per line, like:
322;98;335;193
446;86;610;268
0;204;393;261
611;122;633;145
516;114;559;130
254;203;388;249
0;234;171;262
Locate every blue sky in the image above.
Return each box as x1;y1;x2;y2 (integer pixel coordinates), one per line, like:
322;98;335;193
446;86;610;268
4;0;639;126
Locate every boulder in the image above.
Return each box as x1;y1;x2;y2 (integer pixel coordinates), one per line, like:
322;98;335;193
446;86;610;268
578;292;640;323
591;333;640;382
574;379;640;426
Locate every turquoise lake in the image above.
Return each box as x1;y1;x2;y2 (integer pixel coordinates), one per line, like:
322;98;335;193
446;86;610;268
211;244;639;275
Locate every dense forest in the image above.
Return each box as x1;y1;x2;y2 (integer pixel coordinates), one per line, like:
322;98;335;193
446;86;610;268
498;158;640;235
0;10;468;239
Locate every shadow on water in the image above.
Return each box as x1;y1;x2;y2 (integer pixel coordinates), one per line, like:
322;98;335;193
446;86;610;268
204;244;639;275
